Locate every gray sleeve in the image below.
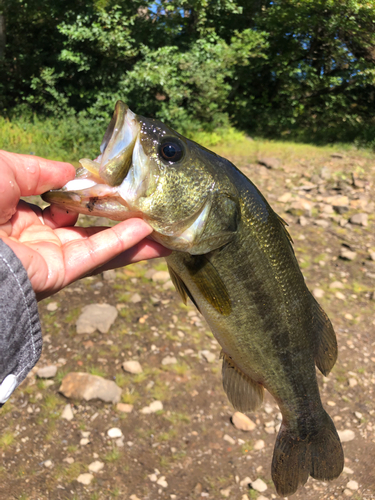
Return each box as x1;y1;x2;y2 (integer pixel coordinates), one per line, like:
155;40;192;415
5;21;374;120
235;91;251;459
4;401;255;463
0;238;42;405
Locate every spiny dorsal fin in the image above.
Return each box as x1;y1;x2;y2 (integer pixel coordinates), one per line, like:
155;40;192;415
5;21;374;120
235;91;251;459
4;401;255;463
167;264;201;313
276;213;294;245
311;297;337;376
221;351;264;412
184;255;232;316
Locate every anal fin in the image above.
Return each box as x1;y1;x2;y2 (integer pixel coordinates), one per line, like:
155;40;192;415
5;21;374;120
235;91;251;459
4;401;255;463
311;297;337;376
221;351;264;412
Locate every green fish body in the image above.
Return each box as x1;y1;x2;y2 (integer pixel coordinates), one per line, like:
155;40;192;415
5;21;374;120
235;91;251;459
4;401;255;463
43;101;344;496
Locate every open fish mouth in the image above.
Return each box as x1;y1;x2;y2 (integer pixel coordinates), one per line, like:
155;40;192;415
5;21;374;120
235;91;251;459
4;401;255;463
42;101;143;220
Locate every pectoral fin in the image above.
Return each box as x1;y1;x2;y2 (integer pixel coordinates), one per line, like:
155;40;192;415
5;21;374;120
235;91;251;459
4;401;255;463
184;255;232;316
167;264;201;313
221;351;264;412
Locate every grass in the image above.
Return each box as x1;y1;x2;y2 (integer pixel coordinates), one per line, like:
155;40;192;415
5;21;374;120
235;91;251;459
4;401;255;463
121;389;140;405
2;114;375;168
104;448;121;463
0;431;15;448
88;366;107;377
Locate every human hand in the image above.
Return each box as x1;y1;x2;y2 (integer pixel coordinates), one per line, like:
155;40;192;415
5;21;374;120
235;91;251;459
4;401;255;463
0;150;170;300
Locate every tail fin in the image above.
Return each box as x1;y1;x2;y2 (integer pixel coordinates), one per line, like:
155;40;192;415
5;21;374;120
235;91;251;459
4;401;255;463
271;411;344;496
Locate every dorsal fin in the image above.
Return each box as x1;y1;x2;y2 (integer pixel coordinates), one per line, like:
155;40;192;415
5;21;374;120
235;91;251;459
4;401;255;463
311;297;337;376
221;351;264;412
276;213;294;245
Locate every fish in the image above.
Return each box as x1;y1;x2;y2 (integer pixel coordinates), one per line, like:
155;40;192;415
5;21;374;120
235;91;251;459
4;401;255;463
42;100;344;496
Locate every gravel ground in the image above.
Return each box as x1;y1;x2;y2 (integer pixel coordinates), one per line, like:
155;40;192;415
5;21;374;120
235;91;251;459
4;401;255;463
1;147;374;500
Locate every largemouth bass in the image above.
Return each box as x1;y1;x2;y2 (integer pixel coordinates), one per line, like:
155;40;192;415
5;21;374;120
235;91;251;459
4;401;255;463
43;101;344;496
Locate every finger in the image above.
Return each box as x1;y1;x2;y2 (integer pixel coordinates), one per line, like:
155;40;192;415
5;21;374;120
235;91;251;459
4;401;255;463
61;219;155;284
89;239;171;275
43;204;79;229
0;150;76;224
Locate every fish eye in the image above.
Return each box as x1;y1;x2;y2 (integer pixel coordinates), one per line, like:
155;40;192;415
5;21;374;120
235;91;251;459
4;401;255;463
159;139;184;163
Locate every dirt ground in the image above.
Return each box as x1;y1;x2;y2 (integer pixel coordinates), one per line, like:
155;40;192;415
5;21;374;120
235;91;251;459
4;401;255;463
1;146;375;500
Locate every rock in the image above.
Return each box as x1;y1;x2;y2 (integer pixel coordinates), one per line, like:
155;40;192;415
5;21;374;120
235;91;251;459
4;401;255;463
354;411;362;419
116;403;133;413
257;156;281;169
140;400;163;414
264;426;275;434
335;292;346;300
129;496;141;500
130;293;142;304
326;195;349;213
223;434;236;445
321;204;334;215
340;248;357;261
61;404;74;421
151;271;170;282
220;487;231;497
313;288;325;299
199;350;216;363
107;427;122;438
63;457;74;464
369;251;375;261
156;476;168;487
37;365;57;379
278;192;293;203
163;280;175;290
43;460;53;468
88;461;104;473
251;478;267;492
253;439;265;450
298;216;308;226
298;181;317;191
287;199;313;217
346;480;359;491
80;438;90;445
59;372;122;404
76;303;118;334
320;166;331;180
194;483;203;494
338;429;355;442
350;213;368;227
102;269;116;281
343;466;354;474
46;302;58;312
344;489;354;497
122;360;143;374
345;313;353;320
161;356;177;366
314;219;329;228
239;477;252;487
77;473;93;485
348;378;357;388
256;496;269;500
232;412;256;431
329;281;344;289
148;473;158;482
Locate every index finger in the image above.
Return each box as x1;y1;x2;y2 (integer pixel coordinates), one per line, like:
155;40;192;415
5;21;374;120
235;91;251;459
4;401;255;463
0;150;76;224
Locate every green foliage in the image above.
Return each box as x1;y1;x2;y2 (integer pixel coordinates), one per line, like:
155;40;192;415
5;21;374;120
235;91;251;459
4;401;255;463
1;0;375;144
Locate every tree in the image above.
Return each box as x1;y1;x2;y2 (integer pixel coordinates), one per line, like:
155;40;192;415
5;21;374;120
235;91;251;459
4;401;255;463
1;0;374;143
